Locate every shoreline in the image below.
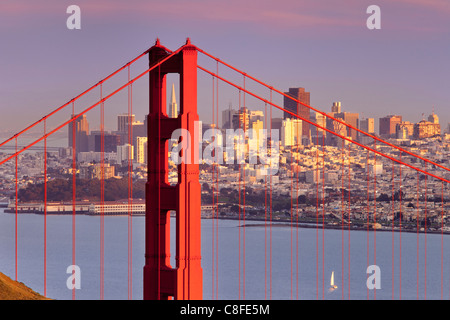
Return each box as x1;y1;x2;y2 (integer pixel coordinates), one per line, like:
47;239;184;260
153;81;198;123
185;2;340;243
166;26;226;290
204;215;450;236
237;220;450;236
3;208;448;236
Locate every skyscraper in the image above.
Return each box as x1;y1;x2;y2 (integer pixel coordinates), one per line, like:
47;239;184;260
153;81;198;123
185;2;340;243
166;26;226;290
68;114;89;154
310;112;326;143
331;102;341;113
169;83;178;118
360;118;375;134
117;143;134;164
232;107;250;131
117;114;136;133
283;87;310;140
333;112;359;141
136;136;148;164
222;104;236;129
281;118;303;147
90;131;121;153
428;111;439;124
379;115;402;138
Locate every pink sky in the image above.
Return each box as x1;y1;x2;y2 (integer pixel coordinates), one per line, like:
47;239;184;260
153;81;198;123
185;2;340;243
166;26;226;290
0;0;448;135
1;0;449;31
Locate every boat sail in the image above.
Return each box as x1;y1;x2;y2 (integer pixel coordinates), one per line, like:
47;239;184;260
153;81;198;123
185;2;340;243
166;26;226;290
330;271;338;291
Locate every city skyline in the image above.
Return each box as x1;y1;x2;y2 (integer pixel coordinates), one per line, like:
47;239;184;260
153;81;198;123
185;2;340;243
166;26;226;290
0;21;449;301
0;0;449;138
63;99;445;164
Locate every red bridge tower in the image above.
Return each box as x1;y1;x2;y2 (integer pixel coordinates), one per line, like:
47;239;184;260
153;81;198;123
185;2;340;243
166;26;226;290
144;39;203;300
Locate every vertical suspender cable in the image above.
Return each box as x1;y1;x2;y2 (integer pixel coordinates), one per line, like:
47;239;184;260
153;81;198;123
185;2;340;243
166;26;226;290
399;152;402;300
264;102;267;300
315;124;319;299
211;74;215;300
321;123;325;300
269;89;273;300
242;75;246;300
238;89;241;299
373;140;377;300
366;149;370;299
100;83;105;300
424;162;427;300
391;160;394;299
441;181;444;300
347;140;351;300
44;119;48;297
341;137;345;299
15;137;18;282
296;109;300;300
157;65;161;300
290;114;294;300
416;170;420;299
216;61;219;300
128;65;133;300
72;102;76;300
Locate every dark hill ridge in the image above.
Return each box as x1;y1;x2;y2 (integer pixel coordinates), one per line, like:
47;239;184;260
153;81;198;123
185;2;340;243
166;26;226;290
0;272;50;300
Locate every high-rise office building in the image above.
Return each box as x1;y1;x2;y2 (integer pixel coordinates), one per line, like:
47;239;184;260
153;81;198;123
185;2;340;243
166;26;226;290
232;107;250;131
311;112;326;143
325;117;347;146
136;136;148;164
413;119;441;139
379;115;402;138
331;102;341;113
117;114;136;133
222;105;236;129
89;131;121;153
117;143;134;164
360;118;375;134
396;121;414;138
68;114;90;154
283;87;310;140
428;112;439;124
334;112;359;141
280;118;303;147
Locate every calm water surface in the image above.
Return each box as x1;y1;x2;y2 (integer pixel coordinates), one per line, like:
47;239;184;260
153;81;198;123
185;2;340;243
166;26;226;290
1;209;449;300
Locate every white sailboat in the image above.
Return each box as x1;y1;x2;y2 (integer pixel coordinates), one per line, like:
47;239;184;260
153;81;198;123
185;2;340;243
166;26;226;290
329;271;338;292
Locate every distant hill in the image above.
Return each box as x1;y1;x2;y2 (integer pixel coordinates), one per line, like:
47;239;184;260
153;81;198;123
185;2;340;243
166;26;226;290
0;272;50;300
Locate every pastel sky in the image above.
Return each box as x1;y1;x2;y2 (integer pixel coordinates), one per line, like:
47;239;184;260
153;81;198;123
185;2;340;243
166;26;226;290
0;0;449;139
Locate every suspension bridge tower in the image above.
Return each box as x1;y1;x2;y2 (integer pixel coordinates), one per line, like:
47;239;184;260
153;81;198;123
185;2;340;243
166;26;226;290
143;39;203;300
